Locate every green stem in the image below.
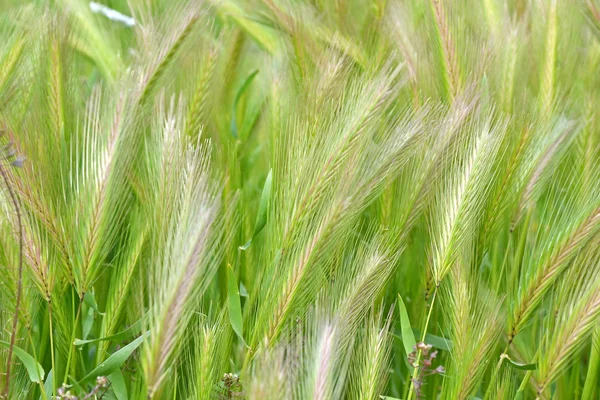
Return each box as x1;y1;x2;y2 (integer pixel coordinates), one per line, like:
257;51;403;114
484;345;509;400
407;289;437;400
63;296;83;384
48;301;56;395
0;160;24;398
582;330;600;400
494;234;512;295
519;370;533;392
27;329;47;400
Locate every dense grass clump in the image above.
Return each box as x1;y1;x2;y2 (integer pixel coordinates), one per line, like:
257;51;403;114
1;0;600;399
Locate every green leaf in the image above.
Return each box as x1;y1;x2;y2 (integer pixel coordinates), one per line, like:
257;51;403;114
0;340;44;382
231;69;259;139
380;396;402;400
217;3;279;53
502;354;537;370
228;264;245;345
239;281;248;297
397;294;416;357
514;389;524;400
84;291;104;315
82;306;95;340
514;370;533;399
68;378;85;394
39;369;52;400
240;169;272;250
74;314;145;346
238;100;264;141
79;331;149;383
109;369;128;400
411;329;453;351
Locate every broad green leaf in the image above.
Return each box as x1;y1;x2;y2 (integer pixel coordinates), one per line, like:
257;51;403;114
231;69;259;139
228;264;245;345
79;331;149;383
240;169;272;250
397;294;416;357
0;340;44;382
74;314;145;346
109;369;128;400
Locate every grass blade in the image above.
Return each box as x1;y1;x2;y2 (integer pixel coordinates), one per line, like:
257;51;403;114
108;369;128;400
79;332;149;383
240;169;272;250
397;294;416;358
228;264;245;345
0;340;44;382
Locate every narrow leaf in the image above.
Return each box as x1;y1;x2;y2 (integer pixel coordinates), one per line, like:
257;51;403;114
79;331;149;383
240;169;272;250
240;281;249;297
0;340;44;382
109;369;128;400
231;69;259;139
84;291;104;315
39;369;52;400
514;389;524;400
74;314;145;346
397;294;416;357
228;264;245;344
82;307;94;340
410;329;453;351
502;354;537;370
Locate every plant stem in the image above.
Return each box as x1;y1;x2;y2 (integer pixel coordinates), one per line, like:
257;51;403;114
520;370;533;392
483;345;509;400
0;163;23;398
407;289;437;400
582;329;600;400
63;296;83;384
28;330;47;400
48;300;57;395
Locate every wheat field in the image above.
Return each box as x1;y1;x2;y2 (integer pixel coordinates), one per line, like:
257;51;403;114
0;0;599;399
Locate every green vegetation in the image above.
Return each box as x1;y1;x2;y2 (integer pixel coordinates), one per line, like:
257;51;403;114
0;0;599;399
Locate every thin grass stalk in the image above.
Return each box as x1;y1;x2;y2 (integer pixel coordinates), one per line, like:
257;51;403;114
0;162;23;398
582;330;600;400
407;289;437;400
